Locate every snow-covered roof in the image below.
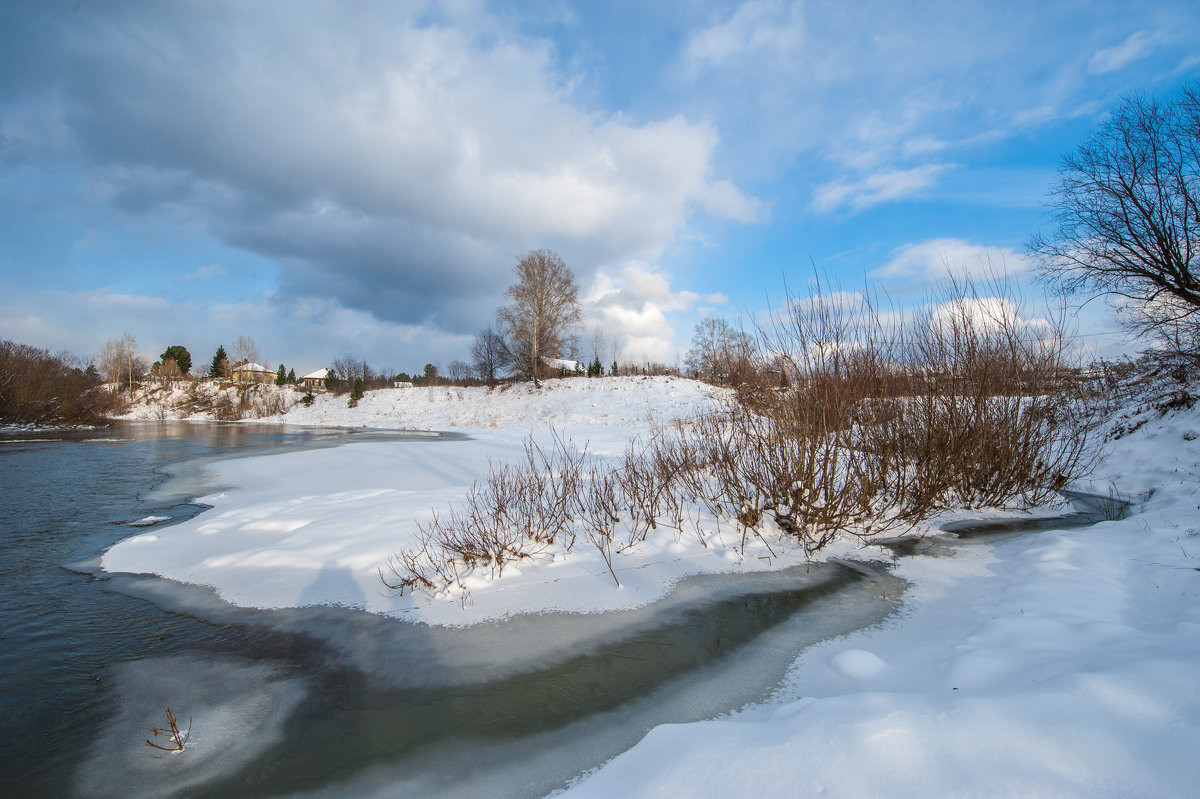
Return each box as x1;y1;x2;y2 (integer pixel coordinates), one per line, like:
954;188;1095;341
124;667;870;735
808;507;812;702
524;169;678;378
236;362;271;373
542;357;581;372
303;368;330;379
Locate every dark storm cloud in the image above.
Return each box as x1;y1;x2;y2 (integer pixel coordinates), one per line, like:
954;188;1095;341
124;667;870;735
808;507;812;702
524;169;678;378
0;0;748;334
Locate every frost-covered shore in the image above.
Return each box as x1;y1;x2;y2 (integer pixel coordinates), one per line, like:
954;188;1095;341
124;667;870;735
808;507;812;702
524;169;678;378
102;375;1200;796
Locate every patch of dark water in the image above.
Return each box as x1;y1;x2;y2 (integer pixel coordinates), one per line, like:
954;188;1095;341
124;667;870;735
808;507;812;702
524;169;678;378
873;489;1133;557
80;559;902;799
0;422;462;798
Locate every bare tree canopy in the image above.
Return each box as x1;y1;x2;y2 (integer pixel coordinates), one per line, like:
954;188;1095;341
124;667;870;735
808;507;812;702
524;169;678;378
684;317;756;384
447;360;472;383
96;332;145;392
232;334;260;368
497;249;582;387
471;325;512;385
1029;82;1200;345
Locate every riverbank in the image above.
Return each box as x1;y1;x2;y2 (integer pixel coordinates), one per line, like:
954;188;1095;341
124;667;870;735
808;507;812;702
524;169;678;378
116;375;726;432
99;373;1200;796
555;377;1200;798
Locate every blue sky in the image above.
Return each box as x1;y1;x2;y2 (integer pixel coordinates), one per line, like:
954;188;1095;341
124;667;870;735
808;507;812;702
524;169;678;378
1;0;1197;375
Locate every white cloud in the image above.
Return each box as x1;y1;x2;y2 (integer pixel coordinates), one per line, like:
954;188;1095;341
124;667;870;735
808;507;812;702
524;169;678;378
927;295;1053;340
16;3;758;330
872;238;1032;282
1089;31;1161;74
810;164;953;213
72;289;171;315
683;0;804;73
583;262;728;363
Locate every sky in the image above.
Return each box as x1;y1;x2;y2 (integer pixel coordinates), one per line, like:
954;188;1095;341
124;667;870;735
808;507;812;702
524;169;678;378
1;0;1198;376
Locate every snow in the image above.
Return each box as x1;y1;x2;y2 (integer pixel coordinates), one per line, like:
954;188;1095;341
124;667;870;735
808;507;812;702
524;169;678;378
129;515;171;527
279;374;721;432
100;374;1200;796
553;392;1200;798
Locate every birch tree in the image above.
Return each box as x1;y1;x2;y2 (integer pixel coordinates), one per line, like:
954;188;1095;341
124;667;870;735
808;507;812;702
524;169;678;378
497;249;581;387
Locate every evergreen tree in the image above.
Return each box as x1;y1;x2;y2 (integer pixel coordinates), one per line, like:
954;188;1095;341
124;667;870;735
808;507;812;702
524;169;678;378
209;345;228;378
287;368;296;384
275;364;287;386
611;359;618;376
348;377;364;408
588;355;602;377
160;345;192;375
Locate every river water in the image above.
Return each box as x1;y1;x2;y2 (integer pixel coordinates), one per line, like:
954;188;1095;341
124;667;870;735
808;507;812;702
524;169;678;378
3;421;1088;798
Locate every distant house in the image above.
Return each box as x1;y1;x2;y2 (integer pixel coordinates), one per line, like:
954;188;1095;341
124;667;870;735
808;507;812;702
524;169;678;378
542;357;583;375
393;381;413;388
302;368;330;390
231;362;274;384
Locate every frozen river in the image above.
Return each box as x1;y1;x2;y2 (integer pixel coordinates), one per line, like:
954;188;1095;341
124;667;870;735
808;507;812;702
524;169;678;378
1;422;907;798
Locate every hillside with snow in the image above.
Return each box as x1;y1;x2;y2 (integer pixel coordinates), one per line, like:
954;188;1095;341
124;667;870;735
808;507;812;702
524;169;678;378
118;375;727;433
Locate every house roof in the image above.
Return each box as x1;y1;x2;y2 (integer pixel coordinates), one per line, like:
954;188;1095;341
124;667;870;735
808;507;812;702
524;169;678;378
236;362;271;373
542;357;581;372
303;368;330;379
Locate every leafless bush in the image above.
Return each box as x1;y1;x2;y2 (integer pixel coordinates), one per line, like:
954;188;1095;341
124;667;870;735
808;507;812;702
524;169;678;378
578;463;621;584
248;386;290;418
0;339;128;425
212;390;239;421
145;705;190;755
383;429;588;595
383;274;1100;601
742;273;1097;544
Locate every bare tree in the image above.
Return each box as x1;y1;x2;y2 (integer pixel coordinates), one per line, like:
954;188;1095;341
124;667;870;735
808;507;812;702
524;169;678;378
329;354;371;392
497;249;582;387
1029;82;1200;347
684;317;756;384
447;359;471;384
97;332;145;393
471;325;512;385
232;335;260;368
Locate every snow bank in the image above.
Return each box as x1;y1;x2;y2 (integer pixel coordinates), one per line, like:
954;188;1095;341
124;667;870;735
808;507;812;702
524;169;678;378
279;375;725;433
103;377;777;626
118;375;726;432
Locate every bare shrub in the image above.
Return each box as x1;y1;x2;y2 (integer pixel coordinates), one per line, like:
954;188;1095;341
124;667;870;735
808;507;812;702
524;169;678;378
212;390;239;421
744;273;1097;546
578;463;621;584
383;429;587;595
145;705;190;755
0;339;128;425
382;274;1098;601
249;386;290;418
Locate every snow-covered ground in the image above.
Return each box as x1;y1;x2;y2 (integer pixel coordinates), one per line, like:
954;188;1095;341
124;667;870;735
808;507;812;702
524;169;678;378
102;375;1200;796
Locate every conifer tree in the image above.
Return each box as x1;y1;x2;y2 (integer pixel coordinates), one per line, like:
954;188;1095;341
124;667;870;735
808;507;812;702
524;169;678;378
160;345;192;375
209;345;228;378
275;364;287;386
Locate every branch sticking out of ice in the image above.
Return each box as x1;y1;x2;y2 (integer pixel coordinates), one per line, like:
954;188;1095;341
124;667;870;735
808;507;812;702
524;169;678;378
76;655;307;799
